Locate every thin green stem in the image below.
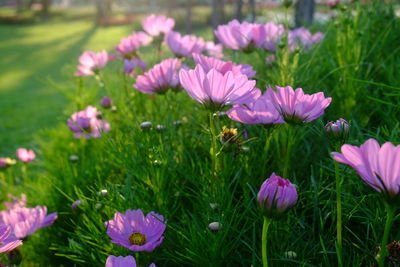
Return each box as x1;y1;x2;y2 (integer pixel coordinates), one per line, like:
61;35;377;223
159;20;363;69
334;160;343;267
208;112;219;187
262;216;271;267
378;204;396;267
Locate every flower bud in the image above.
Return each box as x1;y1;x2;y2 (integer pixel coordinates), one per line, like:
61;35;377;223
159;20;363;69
100;96;112;108
284;251;297;259
220;126;239;145
71;200;82;210
257;173;298;218
208;222;222;232
140;121;152;130
69;155;79;162
325;118;350;142
98;189;108;196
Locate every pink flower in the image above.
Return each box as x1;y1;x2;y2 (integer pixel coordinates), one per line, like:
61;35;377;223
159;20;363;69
215;20;266;52
4;194;27;210
67;106;110;139
134;58;183;94
105;209;166;252
288;28;324;50
101;97;112;108
179;65;259;109
0;158;16;168
262;22;285;51
327;0;340;8
105;255;157;267
16;148;35;163
75;50;109;76
205;41;224;58
0;206;57;239
227;91;284;125
166;31;206;58
267;86;331;124
257;173;298;216
0;225;22;253
192;54;256;78
332;139;400;199
124;58;147;77
142;14;175;37
115;32;152;59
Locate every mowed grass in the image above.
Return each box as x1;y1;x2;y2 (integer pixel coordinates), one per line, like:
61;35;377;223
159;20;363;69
0;11;135;154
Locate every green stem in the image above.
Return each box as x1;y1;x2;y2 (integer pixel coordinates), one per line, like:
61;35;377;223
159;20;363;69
262;216;271;267
334;160;343;267
378;204;396;267
209;112;219;187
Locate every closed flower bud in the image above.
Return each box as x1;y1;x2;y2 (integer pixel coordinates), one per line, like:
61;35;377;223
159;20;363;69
325;118;350;142
100;96;112;108
140;121;152;130
284;251;297;259
257;173;298;218
71;200;82;210
208;222;222;232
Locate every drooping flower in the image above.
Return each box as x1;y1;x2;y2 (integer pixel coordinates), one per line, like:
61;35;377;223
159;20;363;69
192;54;256;78
67;105;110;139
0;158;16;169
115;32;152;59
227;91;284;125
75;50;109;76
262;21;285;51
288;28;324;50
0;225;22;253
205;41;224;58
257;173;298;216
134;58;183;94
332;139;400;201
0;206;57;239
214;20;266;52
124;58;147;76
4;194;27;210
142;14;175;37
267;86;331;124
105;209;166;252
179;65;259;109
16;148;35;163
165;31;206;58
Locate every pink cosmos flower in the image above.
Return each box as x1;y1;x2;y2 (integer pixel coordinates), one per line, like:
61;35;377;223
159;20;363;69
0;158;16;168
75;50;109;76
0;206;57;239
0;225;22;253
192;54;256;78
124;58;147;77
288;28;324;50
165;31;206;58
134;58;183;94
257;173;298;216
4;194;27;210
179;65;259;109
205;41;224;58
267;86;331;124
332;139;400;199
67;106;110;139
105;209;166;252
142;14;175;37
215;19;266;51
106;255;156;267
16;148;35;163
115;32;152;59
262;22;285;51
227;91;284;125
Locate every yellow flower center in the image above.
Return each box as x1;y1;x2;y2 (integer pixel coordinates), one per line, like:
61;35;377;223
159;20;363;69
128;232;146;245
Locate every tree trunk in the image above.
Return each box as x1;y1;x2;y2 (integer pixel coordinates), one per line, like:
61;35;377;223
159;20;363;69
185;0;193;34
295;0;315;27
211;0;225;30
234;0;243;22
41;0;50;19
249;0;256;22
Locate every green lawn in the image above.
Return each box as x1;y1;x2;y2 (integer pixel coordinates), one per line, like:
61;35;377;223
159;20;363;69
0;15;135;154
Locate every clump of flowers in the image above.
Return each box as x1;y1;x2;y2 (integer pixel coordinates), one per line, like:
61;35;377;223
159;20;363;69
267;85;331;124
134;58;183;94
105;209;166;252
115;32;152;59
74;50;110;76
16;148;35;163
0;206;57;239
166;31;206;58
142;14;175;37
67;105;110;139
